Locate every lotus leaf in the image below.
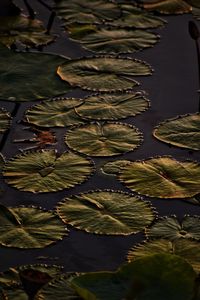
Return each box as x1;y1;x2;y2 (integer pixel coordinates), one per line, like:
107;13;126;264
71;254;196;300
118;156;200;198
0;44;70;102
54;0;120;25
141;0;192;14
0;15;55;49
153;113;200;150
0;205;67;248
3;288;28;300
146;215;200;241
57;190;155;235
68;24;159;54
3;150;94;193
75;92;150;120
25;98;85;127
101;160;131;175
0;108;11;133
65;122;142;156
57;56;152;92
127;238;200;273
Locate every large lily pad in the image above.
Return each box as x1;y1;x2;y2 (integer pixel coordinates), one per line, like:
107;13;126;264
0;44;70;102
54;0;121;25
0;205;67;248
25;98;85;127
57;190;155;235
140;0;192;14
0;108;11;133
57;56;152;92
118;156;200;198
76;92;149;120
68;24;159;54
3;150;94;193
146;215;200;241
65;122;142;156
71;254;196;300
153;113;200;150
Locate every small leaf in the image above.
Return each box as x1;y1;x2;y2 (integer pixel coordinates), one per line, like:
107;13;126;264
101;160;131;175
141;0;192;14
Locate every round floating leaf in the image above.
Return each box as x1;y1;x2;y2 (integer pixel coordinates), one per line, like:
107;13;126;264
3;150;94;193
3;288;29;300
54;0;121;25
57;56;152;92
101;160;131;175
71;254;196;300
57;190;155;235
0;44;70;102
25;98;85;127
65;122;142;157
153;113;200;150
0;15;55;49
146;215;200;241
118;156;200;198
0;205;67;248
0;108;11;133
68;24;159;54
75;92;150;120
141;0;192;14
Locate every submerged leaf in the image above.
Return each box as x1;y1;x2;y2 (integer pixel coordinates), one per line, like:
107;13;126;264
141;0;192;14
3;150;94;193
0;108;11;133
57;56;152;92
118;156;200;198
65;122;142;156
57;190;155;235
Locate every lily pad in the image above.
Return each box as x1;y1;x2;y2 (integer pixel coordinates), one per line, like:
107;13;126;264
57;190;155;235
146;215;200;241
75;92;150;120
186;0;200;8
68;24;159;54
3;150;94;193
0;205;67;248
141;0;192;14
54;0;121;25
0;108;11;133
0;44;70;102
118;156;200;198
57;56;152;92
3;288;29;300
153;113;200;150
65;122;142;156
25;98;85;127
101;160;131;175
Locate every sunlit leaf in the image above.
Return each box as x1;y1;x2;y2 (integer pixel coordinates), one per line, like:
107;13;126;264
140;0;192;14
153;113;200;150
118;156;200;198
25;98;85;127
57;56;152;92
57;190;155;235
0;44;70;102
0;108;11;133
75;92;149;120
65;122;142;156
101;160;131;175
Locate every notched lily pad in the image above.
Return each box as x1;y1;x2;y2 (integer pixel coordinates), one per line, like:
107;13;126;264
118;156;200;198
0;108;11;133
65;122;143;157
57;190;155;235
57;56;152;92
3;150;94;193
140;0;192;14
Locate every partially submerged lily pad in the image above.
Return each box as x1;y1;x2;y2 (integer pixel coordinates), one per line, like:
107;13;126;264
0;108;11;133
3;150;94;193
65;122;142;156
140;0;192;14
57;190;155;235
57;56;152;92
118;156;200;198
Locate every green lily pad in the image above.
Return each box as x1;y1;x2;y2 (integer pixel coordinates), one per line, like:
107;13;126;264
3;288;29;300
71;254;196;300
118;156;200;198
68;24;159;54
153;113;200;150
65;122;142;156
146;215;200;241
101;160;131;175
57;56;152;92
0;205;67;248
0;15;55;49
25;98;85;127
54;0;121;25
141;0;192;14
3;150;94;193
0;108;11;133
57;190;155;235
75;92;150;120
0;44;70;102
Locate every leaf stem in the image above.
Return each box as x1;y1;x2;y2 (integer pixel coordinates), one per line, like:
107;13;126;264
23;0;35;19
46;11;56;34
